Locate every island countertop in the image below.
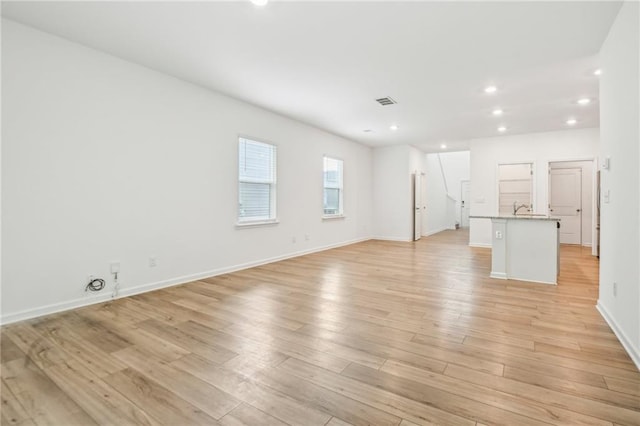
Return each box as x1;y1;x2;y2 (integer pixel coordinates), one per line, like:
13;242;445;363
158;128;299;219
470;215;561;221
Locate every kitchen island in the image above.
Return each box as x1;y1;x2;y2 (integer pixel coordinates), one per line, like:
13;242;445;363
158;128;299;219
471;215;561;284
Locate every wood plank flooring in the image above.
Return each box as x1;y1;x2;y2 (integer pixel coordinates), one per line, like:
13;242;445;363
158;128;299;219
2;229;639;425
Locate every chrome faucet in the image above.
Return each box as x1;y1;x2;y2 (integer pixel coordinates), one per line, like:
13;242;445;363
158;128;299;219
513;201;529;215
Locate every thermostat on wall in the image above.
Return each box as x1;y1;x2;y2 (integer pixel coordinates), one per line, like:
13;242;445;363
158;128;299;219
602;157;610;170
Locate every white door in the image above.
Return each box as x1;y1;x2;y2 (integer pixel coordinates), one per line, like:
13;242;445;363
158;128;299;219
461;180;470;227
550;168;582;244
414;173;421;241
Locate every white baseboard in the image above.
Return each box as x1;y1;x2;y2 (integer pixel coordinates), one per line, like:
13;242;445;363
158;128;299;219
1;293;118;325
511;277;557;285
490;272;507;280
0;236;371;325
469;242;492;248
371;236;413;242
423;227;448;237
596;301;640;371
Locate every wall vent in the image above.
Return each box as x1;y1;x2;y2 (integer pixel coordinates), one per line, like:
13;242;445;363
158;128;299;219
375;97;397;106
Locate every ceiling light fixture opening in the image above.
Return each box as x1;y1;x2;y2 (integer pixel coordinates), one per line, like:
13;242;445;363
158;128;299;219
440;144;447;149
594;69;602;76
250;0;269;6
363;129;373;133
566;118;577;125
577;98;591;105
390;124;399;131
492;109;503;116
484;85;497;94
497;126;507;133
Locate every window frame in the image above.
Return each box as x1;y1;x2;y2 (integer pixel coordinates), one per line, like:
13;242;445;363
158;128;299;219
237;136;278;227
322;155;345;219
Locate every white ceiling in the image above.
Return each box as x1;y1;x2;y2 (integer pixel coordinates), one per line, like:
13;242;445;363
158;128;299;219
1;1;621;152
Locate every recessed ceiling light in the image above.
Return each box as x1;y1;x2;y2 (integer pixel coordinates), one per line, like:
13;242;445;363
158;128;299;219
390;124;399;131
492;109;503;116
594;69;602;76
577;98;591;105
251;0;269;5
363;129;373;133
566;118;577;125
484;85;497;94
497;126;507;133
440;144;447;149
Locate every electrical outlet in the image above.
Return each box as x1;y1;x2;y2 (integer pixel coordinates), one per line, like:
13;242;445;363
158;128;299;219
292;236;297;243
613;282;617;297
495;231;503;240
149;257;157;267
110;262;121;274
305;234;310;241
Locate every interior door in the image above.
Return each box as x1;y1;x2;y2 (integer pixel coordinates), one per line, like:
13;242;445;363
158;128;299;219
460;180;470;227
414;173;421;241
550;168;582;244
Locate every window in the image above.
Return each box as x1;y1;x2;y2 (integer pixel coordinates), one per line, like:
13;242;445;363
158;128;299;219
323;156;343;216
238;137;277;223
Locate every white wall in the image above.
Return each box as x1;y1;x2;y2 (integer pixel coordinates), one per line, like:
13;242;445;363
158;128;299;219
597;1;640;369
372;145;411;241
549;160;593;245
469;128;599;247
372;144;426;241
1;19;373;323
424;154;448;235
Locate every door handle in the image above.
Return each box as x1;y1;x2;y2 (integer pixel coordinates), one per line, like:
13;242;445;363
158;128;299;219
577;209;581;212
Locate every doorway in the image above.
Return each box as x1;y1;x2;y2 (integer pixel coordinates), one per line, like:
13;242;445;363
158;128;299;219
548;160;594;247
549;168;582;244
498;163;533;215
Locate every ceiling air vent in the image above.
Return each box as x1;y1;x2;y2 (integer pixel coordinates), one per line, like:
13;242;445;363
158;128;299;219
375;97;397;106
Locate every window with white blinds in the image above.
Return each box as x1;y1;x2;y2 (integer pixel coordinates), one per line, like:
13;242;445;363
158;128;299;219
323;156;343;216
238;138;277;223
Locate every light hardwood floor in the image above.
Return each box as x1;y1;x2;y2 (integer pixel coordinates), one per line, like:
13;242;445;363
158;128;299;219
2;229;639;425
